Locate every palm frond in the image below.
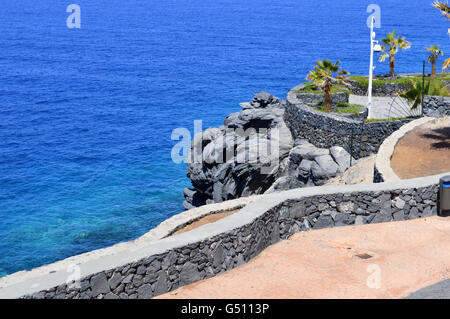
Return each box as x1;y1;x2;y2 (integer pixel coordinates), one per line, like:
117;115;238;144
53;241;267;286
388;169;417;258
443;58;450;70
378;30;410;68
426;45;443;55
398;80;433;110
433;1;450;19
379;53;389;62
306;59;350;91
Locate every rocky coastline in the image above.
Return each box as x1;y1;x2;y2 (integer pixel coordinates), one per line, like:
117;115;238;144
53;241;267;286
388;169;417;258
183;92;355;210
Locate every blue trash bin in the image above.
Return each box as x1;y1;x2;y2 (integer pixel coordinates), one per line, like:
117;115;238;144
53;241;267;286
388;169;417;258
439;176;450;216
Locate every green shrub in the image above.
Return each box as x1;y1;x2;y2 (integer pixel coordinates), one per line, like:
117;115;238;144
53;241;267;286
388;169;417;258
427;78;449;96
349;75;415;90
296;83;350;95
349;75;449;98
399;78;449;110
364;116;419;123
312;102;364;115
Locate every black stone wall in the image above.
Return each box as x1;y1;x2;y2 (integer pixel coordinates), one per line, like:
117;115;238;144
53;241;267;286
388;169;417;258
284;102;412;159
423;96;450;117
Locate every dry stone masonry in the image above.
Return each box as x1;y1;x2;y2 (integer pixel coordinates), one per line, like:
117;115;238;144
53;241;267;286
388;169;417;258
289;83;349;106
423;96;450;117
346;79;413;97
284;101;412;159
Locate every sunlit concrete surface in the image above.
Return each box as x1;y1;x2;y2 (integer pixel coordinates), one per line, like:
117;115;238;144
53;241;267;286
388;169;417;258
406;279;450;299
157;217;449;299
349;95;421;119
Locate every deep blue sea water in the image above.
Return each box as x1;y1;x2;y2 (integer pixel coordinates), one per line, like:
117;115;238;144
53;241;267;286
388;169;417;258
0;0;448;277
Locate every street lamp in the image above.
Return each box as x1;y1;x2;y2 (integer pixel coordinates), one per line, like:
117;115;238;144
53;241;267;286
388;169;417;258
367;16;381;119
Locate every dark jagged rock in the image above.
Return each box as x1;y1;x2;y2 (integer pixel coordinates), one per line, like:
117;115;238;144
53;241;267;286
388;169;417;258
239;91;281;109
183;92;356;209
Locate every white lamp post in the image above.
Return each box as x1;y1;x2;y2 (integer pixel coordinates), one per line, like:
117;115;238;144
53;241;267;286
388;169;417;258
367;16;382;119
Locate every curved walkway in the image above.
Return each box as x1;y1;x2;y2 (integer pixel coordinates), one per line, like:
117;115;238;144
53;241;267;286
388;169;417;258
157;217;450;299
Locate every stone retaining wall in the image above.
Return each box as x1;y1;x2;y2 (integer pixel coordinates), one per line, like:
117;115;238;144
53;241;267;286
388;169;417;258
274;184;438;239
289;84;349;106
423;96;450;117
284;100;412;159
0;172;445;299
347;79;412;97
24;214;277;300
292;91;348;106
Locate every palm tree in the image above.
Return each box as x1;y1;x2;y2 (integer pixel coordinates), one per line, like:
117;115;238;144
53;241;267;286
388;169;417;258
433;2;450;70
306;59;350;112
379;30;411;79
426;45;444;76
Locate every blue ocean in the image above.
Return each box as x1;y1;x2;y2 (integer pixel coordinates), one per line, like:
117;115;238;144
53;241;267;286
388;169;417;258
0;0;448;277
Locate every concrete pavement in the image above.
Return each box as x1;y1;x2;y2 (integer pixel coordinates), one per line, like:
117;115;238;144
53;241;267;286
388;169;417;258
157;217;450;299
406;279;450;299
349;95;421;119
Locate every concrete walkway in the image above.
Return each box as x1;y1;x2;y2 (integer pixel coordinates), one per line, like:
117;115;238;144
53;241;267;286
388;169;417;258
406;279;450;299
157;217;450;299
349;95;421;119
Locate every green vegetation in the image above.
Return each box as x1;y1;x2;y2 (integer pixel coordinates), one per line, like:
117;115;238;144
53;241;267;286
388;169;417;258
398;81;429;110
364;116;419;123
433;1;450;20
306;59;350;112
426;45;444;76
425;78;449;96
311;102;364;115
379;30;411;78
349;75;414;90
349;74;449;98
296;83;350;95
399;78;449;110
436;72;450;80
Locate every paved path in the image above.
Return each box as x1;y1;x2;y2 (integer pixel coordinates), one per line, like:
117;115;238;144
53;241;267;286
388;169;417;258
349;95;421;119
157;217;450;299
406;279;450;299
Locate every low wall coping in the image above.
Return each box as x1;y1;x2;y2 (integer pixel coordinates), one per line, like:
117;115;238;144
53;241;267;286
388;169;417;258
140;196;258;241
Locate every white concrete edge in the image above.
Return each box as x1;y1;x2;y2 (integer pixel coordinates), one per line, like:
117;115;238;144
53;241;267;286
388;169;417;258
139;196;259;241
1;172;449;299
375;117;436;181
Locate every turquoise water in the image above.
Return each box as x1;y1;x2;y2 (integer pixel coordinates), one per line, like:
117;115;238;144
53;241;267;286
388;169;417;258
0;0;448;277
